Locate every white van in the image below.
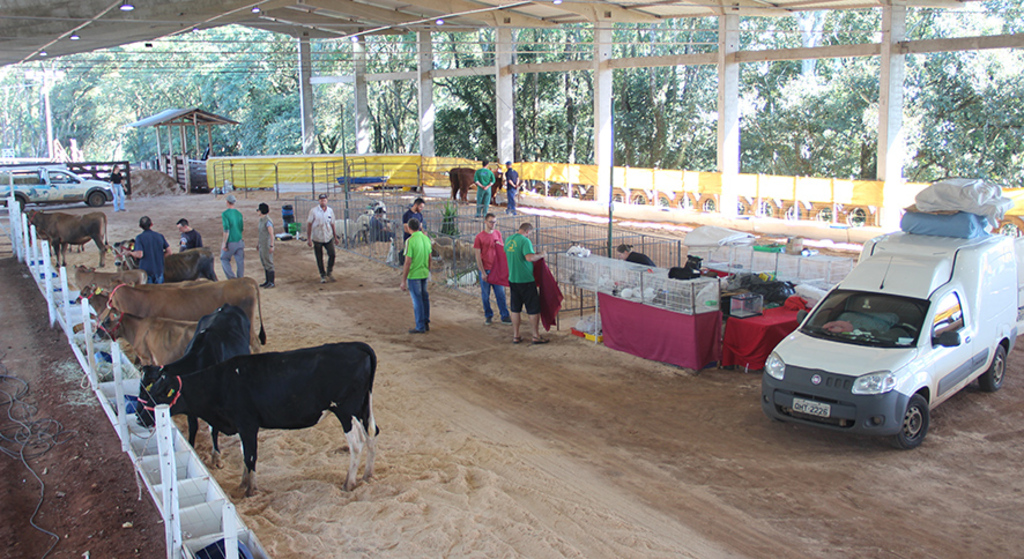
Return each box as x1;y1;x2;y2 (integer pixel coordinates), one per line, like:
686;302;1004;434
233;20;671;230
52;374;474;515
761;232;1021;448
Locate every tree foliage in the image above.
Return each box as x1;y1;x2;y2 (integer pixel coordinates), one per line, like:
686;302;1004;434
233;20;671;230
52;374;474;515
0;7;1021;187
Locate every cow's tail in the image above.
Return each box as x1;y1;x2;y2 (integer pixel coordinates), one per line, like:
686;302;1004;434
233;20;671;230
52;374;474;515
256;284;266;345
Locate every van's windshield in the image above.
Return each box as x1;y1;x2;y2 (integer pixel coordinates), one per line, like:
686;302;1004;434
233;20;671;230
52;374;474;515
800;289;929;348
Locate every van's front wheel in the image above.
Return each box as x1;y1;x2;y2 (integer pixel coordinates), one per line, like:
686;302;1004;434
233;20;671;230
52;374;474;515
892;394;929;450
978;344;1006;392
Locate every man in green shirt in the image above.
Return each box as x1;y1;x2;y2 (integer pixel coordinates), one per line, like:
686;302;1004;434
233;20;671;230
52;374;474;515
400;218;431;334
473;161;495;218
220;194;245;279
505;222;548;344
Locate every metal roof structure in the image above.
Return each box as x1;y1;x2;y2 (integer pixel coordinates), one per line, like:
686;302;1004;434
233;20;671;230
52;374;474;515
1;0;973;67
128;108;239;128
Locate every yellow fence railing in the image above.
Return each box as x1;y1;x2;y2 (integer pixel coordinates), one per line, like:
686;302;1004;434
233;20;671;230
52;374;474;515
206;154;1024;231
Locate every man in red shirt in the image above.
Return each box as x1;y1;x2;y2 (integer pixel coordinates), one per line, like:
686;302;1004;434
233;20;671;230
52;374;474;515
473;213;511;325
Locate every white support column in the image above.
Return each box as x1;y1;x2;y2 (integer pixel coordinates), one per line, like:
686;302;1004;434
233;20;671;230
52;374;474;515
157;404;182;559
82;299;97;388
417;31;436;158
42;241;55;326
717;14;741;218
298;36;316;155
112;342;129;453
223;501;239;559
878;4;907;229
59;266;72;335
496;27;515;165
354;37;371;154
594;25;614;205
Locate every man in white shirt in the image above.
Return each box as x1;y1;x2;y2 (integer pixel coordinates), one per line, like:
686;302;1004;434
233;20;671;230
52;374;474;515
306;193;339;283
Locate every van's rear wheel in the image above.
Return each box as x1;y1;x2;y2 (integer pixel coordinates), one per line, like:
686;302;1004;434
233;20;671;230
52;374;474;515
978;344;1006;392
892;394;929;450
87;191;106;207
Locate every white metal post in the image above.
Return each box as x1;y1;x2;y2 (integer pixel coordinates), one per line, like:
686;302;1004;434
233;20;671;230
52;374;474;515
112;342;130;452
59;266;72;334
223;501;239;559
20;213;30;264
156;404;182;559
29;224;40;277
42;241;55;326
82;299;97;388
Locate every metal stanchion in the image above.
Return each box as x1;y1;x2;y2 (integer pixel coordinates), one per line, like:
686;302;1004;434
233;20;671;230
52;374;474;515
112;343;130;453
82;299;97;388
156;404;182;559
223;501;239;559
42;240;55;327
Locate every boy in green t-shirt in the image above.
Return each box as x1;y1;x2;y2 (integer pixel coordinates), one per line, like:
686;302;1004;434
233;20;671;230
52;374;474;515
220;194;245;279
401;218;431;334
504;222;548;344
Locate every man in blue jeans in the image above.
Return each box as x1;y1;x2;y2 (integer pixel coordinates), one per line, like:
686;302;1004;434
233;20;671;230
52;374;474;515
400;218;431;334
473;213;510;325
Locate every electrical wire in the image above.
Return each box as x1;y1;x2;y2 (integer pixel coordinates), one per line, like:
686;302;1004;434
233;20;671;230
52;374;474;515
0;352;79;559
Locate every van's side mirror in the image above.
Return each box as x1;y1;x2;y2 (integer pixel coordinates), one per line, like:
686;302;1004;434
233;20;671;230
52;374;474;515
933;330;961;347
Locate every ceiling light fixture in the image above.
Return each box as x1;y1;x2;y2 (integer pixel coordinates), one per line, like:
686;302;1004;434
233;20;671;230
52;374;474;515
40;51;48;56
553;0;563;4
436;19;444;25
350;36;359;42
120;1;135;11
70;34;80;40
252;6;261;13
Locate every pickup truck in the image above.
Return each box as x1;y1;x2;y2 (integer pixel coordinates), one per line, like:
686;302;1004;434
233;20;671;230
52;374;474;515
1;166;113;209
761;232;1021;449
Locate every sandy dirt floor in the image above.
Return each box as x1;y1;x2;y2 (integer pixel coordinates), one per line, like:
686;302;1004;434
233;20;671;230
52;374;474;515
7;190;1024;558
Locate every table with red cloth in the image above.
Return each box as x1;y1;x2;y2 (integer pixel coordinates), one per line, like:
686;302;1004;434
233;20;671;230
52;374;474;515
721;306;802;370
598;293;721;370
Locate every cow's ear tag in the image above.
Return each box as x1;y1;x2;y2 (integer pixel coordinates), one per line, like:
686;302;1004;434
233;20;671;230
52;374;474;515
94;287;102;295
144;383;153;391
166;389;175;398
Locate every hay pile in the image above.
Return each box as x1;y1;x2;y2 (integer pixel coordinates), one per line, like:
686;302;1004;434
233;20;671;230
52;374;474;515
131;169;183;197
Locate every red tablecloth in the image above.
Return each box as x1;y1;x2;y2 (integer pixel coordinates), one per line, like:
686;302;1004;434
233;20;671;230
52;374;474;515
721;307;802;370
598;293;721;370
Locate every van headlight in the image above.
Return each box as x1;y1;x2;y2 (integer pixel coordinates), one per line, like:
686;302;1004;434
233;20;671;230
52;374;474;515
851;371;897;395
765;352;785;380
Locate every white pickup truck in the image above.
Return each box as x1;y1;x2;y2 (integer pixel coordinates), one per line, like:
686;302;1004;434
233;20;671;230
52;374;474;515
1;166;113;209
761;231;1022;448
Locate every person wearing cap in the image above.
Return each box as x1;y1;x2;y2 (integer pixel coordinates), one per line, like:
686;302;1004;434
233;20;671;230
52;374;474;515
220;194;245;279
129;216;172;284
503;161;520;216
369;206;394;243
402;197;425;241
176;218;202;252
473;160;495;218
306;193;339;283
256;202;275;288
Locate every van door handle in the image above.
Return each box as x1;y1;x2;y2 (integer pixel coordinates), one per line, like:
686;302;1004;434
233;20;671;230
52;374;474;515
965;336;971;343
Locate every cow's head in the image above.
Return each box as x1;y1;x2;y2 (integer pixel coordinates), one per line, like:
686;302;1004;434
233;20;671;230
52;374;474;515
135;365;165;427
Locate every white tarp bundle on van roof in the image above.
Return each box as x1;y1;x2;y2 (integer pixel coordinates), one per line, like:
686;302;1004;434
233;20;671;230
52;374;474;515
914;178;1013;227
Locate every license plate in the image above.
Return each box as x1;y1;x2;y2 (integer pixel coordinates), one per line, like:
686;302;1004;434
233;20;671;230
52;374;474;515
792;397;831;418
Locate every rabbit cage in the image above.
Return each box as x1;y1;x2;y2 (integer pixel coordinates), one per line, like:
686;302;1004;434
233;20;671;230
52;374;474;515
558;254;719;314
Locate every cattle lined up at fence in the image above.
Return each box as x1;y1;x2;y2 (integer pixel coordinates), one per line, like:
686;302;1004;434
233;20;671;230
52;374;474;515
29;210;109;268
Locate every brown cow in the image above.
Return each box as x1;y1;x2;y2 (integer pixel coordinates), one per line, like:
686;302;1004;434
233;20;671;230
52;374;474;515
73;265;148;290
98;278;266;349
101;310;198;367
449;167;475;204
114;244;218;282
28;210;108;268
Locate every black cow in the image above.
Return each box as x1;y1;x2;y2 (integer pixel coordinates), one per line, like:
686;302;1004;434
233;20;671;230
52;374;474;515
146;342;378;497
139;304;252;468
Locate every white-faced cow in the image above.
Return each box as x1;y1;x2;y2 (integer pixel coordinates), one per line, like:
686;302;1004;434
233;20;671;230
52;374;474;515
29;210;109;268
138;304;253;468
145;342;378;496
114;243;218;283
100;278;266;349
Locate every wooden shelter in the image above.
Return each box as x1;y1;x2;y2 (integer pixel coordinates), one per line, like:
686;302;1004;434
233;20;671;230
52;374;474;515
129;108;238;192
